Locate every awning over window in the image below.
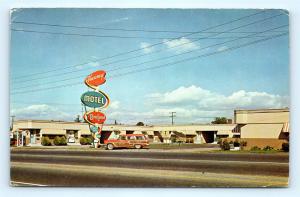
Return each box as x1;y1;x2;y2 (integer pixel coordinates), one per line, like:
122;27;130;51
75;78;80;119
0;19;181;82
282;122;289;133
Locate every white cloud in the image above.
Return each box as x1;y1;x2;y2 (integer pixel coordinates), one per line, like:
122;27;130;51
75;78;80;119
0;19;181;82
88;62;100;67
11;104;74;121
109;101;120;110
163;37;199;53
147;85;214;105
217;46;228;52
140;42;154;54
105;86;288;124
146;85;289;111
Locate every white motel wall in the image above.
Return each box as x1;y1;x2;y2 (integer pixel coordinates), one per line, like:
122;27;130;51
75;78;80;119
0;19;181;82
10;108;289;149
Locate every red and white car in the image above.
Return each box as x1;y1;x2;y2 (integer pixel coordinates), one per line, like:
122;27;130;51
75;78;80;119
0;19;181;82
104;134;149;150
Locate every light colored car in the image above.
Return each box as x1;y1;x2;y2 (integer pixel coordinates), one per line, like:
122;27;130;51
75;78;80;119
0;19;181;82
104;134;149;150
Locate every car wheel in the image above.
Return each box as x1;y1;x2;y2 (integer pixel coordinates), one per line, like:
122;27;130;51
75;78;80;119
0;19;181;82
107;143;114;150
134;144;142;149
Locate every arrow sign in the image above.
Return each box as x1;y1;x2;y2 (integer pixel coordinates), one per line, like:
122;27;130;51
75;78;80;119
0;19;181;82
85;70;106;89
84;111;106;125
81;90;110;108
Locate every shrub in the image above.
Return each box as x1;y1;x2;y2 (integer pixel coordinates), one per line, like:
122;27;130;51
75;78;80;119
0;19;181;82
53;136;67;146
217;138;222;145
263;145;274;151
53;136;61;146
220;140;230;151
60;136;67;145
80;137;88;145
86;137;93;145
250;146;261;151
229;140;233;144
240;140;247;150
233;139;240;147
41;136;51;146
282;142;289;152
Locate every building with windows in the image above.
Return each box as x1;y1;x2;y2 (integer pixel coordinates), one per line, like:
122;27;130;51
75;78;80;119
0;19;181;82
11;120;238;146
234;108;289;149
10;108;289;149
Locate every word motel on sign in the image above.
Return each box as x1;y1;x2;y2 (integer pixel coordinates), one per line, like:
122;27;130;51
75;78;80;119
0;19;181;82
83;95;105;105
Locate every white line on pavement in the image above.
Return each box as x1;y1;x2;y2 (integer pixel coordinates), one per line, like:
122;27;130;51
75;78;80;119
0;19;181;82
11;181;47;187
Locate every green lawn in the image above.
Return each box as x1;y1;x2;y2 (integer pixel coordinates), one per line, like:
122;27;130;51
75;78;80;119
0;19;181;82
207;149;288;154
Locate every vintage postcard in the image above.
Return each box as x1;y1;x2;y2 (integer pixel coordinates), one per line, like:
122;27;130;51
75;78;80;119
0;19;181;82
10;8;289;187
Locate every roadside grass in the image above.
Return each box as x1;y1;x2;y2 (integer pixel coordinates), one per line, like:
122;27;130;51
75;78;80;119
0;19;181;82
148;143;219;149
206;149;288;154
11;143;219;151
10;145;98;151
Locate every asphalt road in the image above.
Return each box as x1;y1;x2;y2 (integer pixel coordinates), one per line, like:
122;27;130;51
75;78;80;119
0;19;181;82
10;149;289;187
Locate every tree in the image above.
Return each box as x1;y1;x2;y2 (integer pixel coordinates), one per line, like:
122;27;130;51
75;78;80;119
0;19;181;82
74;115;81;122
136;122;145;126
211;117;228;124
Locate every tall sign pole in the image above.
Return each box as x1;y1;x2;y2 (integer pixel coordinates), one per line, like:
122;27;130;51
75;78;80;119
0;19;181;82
81;70;110;148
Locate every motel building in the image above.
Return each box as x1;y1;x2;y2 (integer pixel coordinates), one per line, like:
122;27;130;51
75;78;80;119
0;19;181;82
10;108;289;149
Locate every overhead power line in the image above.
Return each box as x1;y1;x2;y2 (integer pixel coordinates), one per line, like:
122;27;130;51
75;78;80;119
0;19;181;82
12;12;284;86
11;10;266;80
108;33;287;79
10;101;80;106
12;25;288;91
11;29;283;40
12;20;285;34
11;32;287;95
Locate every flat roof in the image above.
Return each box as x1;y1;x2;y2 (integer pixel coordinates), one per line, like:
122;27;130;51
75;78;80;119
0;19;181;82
14;119;236;128
234;108;289;114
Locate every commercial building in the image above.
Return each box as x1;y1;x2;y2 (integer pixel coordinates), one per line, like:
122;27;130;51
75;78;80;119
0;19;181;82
11;120;238;145
234;108;289;149
10;108;289;149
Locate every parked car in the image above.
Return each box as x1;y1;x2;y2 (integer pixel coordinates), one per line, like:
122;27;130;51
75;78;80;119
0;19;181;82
104;134;149;150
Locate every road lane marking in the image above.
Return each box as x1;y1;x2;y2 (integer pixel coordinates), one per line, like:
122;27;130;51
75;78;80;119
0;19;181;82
10;181;47;186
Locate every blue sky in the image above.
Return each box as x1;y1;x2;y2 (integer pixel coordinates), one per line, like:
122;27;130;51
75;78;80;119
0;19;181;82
10;9;289;124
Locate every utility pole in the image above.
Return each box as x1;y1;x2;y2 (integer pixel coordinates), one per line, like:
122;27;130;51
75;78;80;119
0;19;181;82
81;103;84;117
10;115;15;131
169;112;176;125
10;115;17;146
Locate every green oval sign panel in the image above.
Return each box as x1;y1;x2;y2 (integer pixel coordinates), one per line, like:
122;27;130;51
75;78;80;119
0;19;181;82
90;125;99;133
81;91;109;108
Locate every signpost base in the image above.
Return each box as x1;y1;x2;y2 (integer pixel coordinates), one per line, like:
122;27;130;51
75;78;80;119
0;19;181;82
94;139;99;148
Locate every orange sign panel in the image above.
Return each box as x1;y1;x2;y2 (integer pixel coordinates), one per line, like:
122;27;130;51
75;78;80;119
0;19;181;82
84;111;106;125
85;70;106;89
